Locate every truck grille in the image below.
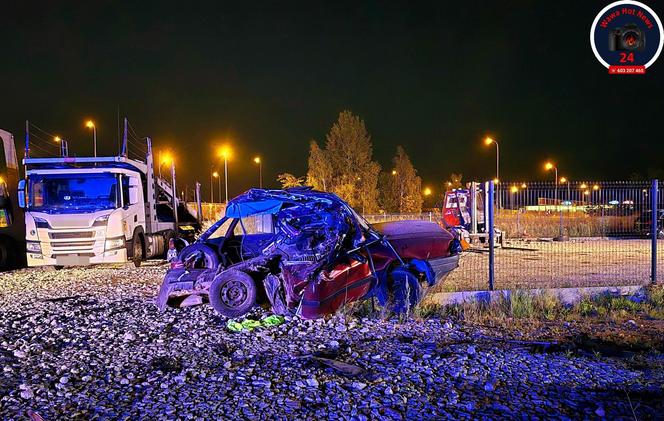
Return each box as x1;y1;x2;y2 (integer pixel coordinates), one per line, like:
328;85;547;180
51;241;97;249
49;231;95;240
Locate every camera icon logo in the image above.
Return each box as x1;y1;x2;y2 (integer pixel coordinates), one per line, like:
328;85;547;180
608;23;646;51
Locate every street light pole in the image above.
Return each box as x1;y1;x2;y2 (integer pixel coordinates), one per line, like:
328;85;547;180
85;120;97;157
224;155;228;203
210;172;214;203
545;162;558;205
554;167;558;204
218;174;222;203
484;137;500;208
54;136;68;157
254;157;262;188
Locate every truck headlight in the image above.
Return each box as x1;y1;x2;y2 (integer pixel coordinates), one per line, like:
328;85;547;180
93;214;111;226
104;237;125;251
33;217;49;229
26;241;42;253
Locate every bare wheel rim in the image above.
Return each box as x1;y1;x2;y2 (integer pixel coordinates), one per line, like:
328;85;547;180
220;279;248;307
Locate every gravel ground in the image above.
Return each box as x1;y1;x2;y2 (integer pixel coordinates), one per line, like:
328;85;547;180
1;264;663;419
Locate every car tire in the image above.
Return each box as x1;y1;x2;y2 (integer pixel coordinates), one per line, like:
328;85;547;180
388;266;422;315
178;243;220;269
209;269;257;318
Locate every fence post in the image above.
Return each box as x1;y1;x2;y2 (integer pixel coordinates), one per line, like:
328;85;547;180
652;179;658;284
488;180;495;291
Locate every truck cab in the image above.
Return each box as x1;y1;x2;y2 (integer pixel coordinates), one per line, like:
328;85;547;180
22;164;146;267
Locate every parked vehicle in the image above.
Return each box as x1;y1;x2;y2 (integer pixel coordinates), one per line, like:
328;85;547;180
0;129;26;270
157;187;461;319
634;209;664;238
441;183;502;245
19;120;200;267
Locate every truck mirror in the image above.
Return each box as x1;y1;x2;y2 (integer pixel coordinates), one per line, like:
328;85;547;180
17;179;26;208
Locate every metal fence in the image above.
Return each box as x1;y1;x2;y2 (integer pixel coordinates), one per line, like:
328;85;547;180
191;183;663;293
373;181;663;292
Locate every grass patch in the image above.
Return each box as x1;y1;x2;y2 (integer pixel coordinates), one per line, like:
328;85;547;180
419;285;664;322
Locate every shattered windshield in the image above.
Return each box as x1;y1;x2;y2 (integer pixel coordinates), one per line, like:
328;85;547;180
28;173;121;213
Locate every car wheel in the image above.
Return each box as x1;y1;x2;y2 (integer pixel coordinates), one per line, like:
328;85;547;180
178;243;220;269
209;269;257;318
388;266;422;315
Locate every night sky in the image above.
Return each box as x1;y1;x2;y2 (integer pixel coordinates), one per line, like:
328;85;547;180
1;1;663;199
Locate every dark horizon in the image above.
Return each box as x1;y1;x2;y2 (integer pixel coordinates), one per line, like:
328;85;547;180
2;1;663;200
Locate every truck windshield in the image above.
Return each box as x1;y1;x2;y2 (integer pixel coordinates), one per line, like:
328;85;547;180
29;173;120;213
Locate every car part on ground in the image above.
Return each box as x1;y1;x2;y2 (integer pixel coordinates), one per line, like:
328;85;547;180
157;187;460;319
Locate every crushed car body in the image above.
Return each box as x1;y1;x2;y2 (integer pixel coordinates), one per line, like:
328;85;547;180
156;187;461;319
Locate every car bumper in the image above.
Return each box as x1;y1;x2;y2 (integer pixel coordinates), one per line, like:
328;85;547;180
428;254;460;283
156;268;212;311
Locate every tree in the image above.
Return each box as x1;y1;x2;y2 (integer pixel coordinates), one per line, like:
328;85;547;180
306;110;381;213
305;140;332;191
383;146;422;213
448;173;463;189
277;173;304;188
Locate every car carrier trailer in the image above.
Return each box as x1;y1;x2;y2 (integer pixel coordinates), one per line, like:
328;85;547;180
19;119;201;268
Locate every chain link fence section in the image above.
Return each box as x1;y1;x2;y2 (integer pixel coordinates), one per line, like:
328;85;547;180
493;180;658;289
365;180;662;292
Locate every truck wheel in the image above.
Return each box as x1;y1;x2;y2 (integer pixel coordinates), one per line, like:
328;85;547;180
209;270;256;318
133;236;144;268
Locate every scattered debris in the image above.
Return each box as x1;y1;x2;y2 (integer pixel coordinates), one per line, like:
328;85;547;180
226;315;285;332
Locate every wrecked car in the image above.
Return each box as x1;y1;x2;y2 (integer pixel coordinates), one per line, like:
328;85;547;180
156;187;461;319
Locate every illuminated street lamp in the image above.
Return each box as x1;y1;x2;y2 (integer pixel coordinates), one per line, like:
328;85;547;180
254;156;263;188
423;187;432;196
218;145;232;204
54;136;68;157
484;137;500;208
209;170;216;203
560;177;570;204
391;169;397;176
212;171;221;202
484;137;499;183
85;120;97;157
159;151;173;178
544;161;558;204
510;185;519;209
